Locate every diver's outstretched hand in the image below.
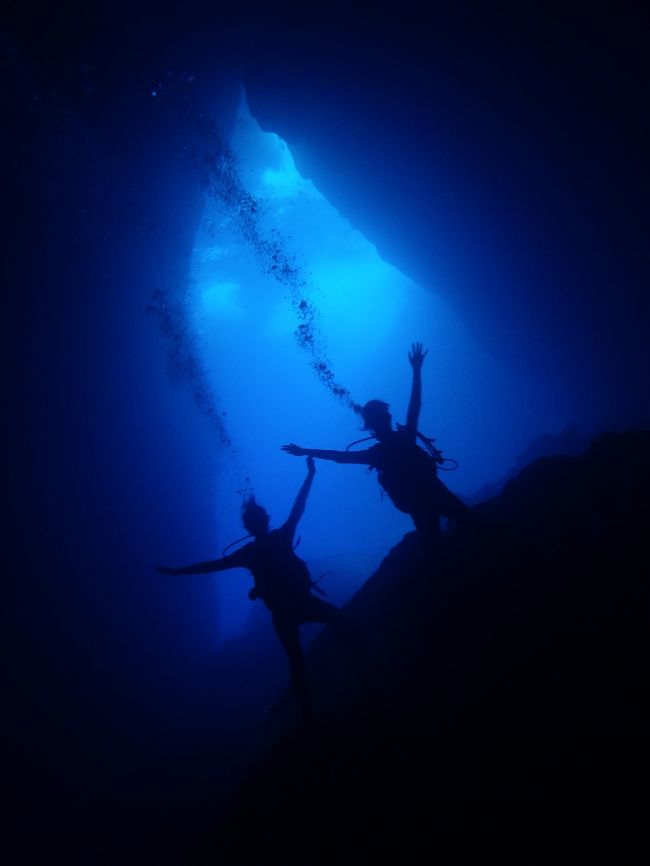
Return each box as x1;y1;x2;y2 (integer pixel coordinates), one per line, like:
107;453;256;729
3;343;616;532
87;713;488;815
408;341;428;370
282;443;306;456
156;565;181;575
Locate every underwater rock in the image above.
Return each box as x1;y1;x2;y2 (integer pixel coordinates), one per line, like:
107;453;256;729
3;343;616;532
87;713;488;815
205;430;649;863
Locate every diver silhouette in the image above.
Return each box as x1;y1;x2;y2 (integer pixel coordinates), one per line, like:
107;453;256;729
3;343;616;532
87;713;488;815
282;343;472;541
157;457;355;724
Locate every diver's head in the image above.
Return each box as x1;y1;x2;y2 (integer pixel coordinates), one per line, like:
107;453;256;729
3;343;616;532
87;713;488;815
360;399;392;438
241;496;270;537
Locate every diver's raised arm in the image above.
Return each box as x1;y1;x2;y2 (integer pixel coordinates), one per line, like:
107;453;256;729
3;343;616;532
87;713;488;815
406;342;428;436
283;456;316;537
281;443;372;465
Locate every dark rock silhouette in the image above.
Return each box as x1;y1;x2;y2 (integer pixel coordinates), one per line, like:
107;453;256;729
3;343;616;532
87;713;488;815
195;430;648;864
465;422;592;504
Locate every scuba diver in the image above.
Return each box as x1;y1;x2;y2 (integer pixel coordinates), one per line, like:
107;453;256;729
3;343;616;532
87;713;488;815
157;457;355;724
282;343;472;540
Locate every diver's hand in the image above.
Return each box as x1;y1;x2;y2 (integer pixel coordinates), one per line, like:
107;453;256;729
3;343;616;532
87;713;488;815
408;341;428;370
282;443;306;457
306;455;315;474
156;565;181;575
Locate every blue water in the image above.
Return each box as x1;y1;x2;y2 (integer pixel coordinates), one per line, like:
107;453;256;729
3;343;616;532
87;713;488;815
182;92;568;640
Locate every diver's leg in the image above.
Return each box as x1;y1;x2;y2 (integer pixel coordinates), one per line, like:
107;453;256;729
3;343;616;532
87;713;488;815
300;595;361;644
434;478;471;524
272;613;313;724
434;479;486;537
300;595;370;680
299;595;343;626
412;509;441;537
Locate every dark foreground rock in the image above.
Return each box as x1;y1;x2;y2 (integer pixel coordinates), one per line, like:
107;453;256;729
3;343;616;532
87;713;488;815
194;431;649;863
